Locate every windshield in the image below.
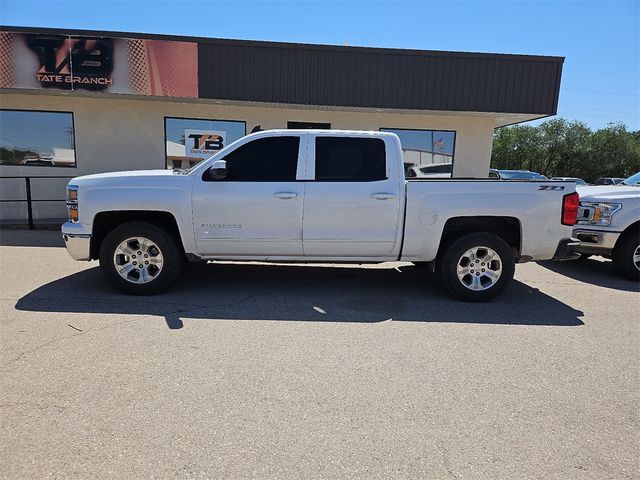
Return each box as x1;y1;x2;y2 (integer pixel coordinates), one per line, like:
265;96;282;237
622;172;640;186
499;170;548;180
554;177;587;185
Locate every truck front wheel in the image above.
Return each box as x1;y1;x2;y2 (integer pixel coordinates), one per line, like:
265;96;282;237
99;221;185;294
439;233;515;302
612;230;640;281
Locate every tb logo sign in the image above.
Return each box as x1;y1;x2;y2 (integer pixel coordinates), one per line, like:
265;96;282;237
185;130;227;159
26;35;114;90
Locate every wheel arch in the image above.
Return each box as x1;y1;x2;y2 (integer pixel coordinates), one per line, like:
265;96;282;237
90;210;185;260
611;220;640;280
614;220;640;249
437;216;522;262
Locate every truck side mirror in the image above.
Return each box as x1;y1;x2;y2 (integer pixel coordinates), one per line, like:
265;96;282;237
207;159;227;180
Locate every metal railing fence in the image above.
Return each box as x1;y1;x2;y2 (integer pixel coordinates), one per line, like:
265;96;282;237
0;176;73;229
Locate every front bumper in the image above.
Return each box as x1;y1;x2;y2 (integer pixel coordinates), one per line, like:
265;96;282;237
572;229;620;255
61;221;92;261
551;237;581;261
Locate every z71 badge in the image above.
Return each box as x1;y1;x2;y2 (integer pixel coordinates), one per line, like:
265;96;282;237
538;185;565;191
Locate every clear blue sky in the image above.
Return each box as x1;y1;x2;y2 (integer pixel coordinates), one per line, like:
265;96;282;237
1;0;638;130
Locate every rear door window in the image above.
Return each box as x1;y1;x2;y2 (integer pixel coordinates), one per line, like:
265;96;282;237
314;137;386;181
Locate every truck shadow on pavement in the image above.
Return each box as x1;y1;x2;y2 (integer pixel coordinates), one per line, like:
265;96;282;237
16;262;585;329
537;258;640;293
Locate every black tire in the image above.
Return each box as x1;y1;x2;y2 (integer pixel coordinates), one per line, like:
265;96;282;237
612;229;640;281
99;221;185;294
439;232;515;302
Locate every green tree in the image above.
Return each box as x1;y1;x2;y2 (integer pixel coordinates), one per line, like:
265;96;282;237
491;125;543;171
588;123;640;180
491;118;640;182
538;119;591;178
0;147;38;165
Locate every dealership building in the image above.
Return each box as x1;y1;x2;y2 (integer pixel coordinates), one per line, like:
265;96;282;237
0;26;563;223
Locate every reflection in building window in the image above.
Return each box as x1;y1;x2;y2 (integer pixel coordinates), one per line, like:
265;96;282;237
164;117;246;169
381;128;455;178
0;110;76;167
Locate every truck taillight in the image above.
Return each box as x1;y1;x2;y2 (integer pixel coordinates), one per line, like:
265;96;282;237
562;192;580;226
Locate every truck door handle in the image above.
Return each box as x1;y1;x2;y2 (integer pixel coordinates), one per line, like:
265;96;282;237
370;193;396;200
273;192;300;199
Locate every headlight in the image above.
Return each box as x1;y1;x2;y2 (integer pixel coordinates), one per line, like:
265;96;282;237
66;185;78;222
578;202;621;226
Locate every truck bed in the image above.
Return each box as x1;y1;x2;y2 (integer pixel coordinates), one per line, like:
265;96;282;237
401;179;575;262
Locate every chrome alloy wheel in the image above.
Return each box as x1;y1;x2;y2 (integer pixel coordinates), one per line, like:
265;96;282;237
456;246;502;291
633;244;640;272
113;237;164;284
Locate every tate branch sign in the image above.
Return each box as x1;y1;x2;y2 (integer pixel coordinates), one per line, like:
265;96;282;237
0;31;198;98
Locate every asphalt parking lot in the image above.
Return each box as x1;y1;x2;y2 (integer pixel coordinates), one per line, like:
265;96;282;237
0;229;638;480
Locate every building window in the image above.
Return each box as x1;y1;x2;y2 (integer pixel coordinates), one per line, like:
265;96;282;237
381;128;455;178
0;110;76;167
165;117;246;169
315;137;386;182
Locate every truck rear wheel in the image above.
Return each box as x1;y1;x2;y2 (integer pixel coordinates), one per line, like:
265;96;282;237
99;221;185;294
612;230;640;281
439;233;515;302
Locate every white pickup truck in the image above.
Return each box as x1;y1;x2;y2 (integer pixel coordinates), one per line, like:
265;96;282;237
573;172;640;280
62;130;580;301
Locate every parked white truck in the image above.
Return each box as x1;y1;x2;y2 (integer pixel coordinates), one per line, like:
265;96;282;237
573;172;640;280
62;130;581;301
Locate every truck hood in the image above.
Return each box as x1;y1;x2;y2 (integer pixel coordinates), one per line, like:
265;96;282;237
69;169;177;187
577;185;640;202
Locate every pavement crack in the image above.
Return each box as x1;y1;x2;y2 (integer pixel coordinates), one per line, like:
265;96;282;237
0;316;149;371
3;282;324;359
436;443;459;479
0;331;84;370
0;401;67;412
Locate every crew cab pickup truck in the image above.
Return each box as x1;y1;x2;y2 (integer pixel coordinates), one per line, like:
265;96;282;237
62;130;580;301
574;172;640;280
